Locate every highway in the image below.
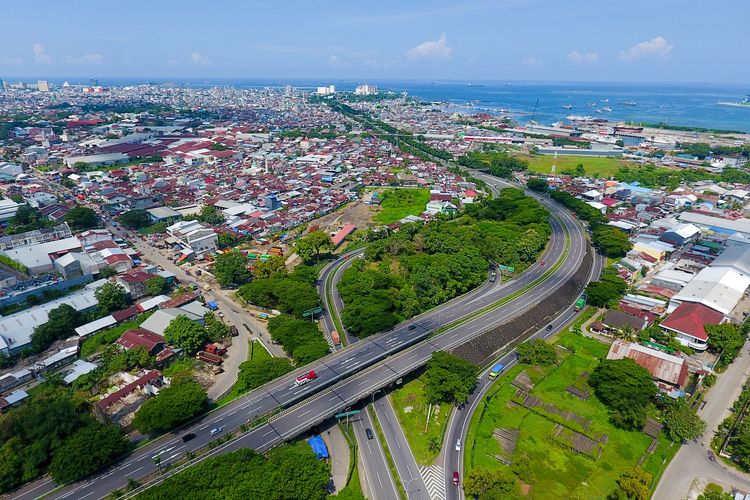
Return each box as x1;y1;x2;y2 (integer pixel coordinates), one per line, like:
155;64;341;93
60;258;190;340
15;175;590;500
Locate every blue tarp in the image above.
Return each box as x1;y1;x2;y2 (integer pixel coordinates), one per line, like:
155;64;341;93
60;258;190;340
307;435;329;459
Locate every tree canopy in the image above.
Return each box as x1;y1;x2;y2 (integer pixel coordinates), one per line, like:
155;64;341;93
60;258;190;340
266;315;330;364
424;352;478;404
212;251;251;288
132;379;207;434
516;339;557;366
463;466;518;499
238;271;319;319
136;445;329;500
63;206;98;231
252;255;287;279
585;268;628;308
706;323;745;366
30;303;84;353
608;467;652;500
589;358;657;429
295;230;333;263
163;315;209;354
235;357;294;395
145;276;168;296
195;205;225;225
592;225;633;258
661;397;706;442
48;422;128;483
118;209;151;229
95;282;129;315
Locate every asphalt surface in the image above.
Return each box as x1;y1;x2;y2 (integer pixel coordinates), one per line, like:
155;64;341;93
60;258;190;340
351;404;400;500
14;175;589;500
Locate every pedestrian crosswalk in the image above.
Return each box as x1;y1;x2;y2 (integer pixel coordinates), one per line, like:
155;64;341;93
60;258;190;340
420;465;446;500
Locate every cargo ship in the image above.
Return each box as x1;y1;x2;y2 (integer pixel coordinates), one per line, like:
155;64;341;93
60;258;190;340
718;95;750;108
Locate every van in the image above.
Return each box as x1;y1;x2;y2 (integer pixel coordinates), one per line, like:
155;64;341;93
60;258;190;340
455;439;461;452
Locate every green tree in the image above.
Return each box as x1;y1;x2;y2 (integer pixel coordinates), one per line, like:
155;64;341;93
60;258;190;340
235;357;294;394
95;282;129;314
213;251;251;287
706;323;744;355
196;205;224;225
30;304;83;353
592;226;633;258
589;359;657;429
133;379;207;434
698;483;734;500
267;314;330;364
526;178;549;192
463;467;518;499
204;312;229;341
295;230;332;263
118;209;151;229
662;397;706;442
252;255;287;279
63;206;98;230
516;339;557;366
145;276;167;296
608;467;652;500
48;422;128;483
97;265;117;278
424;352;478;405
163;315;208;354
266;445;330;500
585;268;628;307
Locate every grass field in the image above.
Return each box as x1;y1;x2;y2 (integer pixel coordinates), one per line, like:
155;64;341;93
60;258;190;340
220;340;273;402
372;188;430;224
390;375;451;465
466;332;673;499
519;154;633;178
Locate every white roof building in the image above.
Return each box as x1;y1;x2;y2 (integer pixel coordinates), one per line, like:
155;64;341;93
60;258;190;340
712;245;750;276
678;212;750;238
670;267;750;315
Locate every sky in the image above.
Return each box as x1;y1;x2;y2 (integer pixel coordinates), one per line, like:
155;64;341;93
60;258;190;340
1;0;748;83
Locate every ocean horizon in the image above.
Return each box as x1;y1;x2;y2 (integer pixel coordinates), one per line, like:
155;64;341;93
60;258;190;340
5;77;749;133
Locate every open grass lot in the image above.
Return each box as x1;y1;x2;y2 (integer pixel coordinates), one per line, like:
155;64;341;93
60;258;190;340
390;374;451;465
466;332;674;499
372;188;430;224
518;154;634;178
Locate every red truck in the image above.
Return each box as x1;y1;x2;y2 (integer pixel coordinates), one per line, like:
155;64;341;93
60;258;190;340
205;343;227;356
196;351;223;365
294;370;318;386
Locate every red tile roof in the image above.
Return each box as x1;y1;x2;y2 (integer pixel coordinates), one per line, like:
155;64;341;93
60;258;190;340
660;302;724;341
116;329;165;353
96;370;162;409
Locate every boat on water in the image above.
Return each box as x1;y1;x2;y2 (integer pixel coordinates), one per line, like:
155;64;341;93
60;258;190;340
562;104;573;109
718;95;750;108
620;101;637;106
602;107;612;112
600;98;609;103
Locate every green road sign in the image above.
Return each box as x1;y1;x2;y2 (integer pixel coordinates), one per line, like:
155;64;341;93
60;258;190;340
497;264;515;272
302;306;324;318
335;410;361;419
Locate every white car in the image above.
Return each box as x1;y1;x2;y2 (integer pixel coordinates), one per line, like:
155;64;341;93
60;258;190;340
455;439;461;452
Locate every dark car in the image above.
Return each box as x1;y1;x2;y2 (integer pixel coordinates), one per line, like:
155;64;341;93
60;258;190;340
546;324;553;331
408;324;417;331
182;433;196;443
365;428;374;440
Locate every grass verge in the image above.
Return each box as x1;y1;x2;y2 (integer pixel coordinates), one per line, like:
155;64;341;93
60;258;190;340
389;375;450;465
337;422;365;498
214;340;272;406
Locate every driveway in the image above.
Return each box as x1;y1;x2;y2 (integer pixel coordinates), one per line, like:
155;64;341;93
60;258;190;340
653;344;750;499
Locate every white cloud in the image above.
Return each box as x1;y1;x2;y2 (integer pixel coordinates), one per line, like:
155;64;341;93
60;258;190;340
406;33;453;61
32;43;52;64
190;52;211;66
63;53;103;65
522;57;542;66
0;57;22;65
619;36;673;61
327;55;341;66
566;51;599;64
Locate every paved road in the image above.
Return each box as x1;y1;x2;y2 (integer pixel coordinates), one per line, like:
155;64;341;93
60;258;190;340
14;173;589;500
373;395;429;500
352;403;400;500
654;345;750;499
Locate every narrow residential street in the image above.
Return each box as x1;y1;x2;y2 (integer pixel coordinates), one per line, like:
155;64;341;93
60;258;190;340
654;345;750;499
110;224;285;400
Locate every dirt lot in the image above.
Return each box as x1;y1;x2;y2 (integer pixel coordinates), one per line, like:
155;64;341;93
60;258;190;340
312;200;374;235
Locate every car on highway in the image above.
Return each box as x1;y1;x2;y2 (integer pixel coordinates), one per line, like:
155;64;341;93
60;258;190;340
453;472;460;486
455;439;461;452
210;427;223;436
365;428;374;440
182;433;196;442
546;324;553;331
540;260;545;266
408;324;417;331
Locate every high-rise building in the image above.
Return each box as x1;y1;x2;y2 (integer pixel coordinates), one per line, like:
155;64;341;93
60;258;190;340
355;84;378;96
37;80;50;92
316;85;336;95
